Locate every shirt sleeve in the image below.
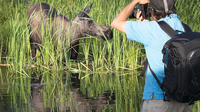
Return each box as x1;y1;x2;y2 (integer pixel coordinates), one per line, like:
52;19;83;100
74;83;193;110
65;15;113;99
125;21;155;46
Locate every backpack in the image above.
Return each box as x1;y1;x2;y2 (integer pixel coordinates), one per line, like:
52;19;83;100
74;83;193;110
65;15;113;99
148;21;200;104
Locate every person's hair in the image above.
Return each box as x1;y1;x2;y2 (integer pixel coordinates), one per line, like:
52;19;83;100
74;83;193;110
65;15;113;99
148;7;176;20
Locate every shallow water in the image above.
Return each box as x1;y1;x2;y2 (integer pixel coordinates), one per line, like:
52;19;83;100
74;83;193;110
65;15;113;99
0;67;144;112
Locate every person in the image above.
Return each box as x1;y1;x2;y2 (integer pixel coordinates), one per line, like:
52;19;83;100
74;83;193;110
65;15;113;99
111;0;191;112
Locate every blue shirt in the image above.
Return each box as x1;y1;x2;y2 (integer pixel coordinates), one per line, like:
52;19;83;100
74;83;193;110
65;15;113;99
125;14;185;100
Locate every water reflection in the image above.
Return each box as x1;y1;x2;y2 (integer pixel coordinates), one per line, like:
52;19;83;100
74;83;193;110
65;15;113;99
0;69;144;112
30;73;114;112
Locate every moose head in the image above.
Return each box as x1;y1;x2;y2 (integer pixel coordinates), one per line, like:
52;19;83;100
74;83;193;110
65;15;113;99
72;4;113;41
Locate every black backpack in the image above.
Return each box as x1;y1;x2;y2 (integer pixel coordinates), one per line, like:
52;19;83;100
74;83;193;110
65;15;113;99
148;21;200;104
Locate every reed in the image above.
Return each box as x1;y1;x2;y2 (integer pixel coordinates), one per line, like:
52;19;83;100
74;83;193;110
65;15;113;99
2;0;199;73
0;0;200;111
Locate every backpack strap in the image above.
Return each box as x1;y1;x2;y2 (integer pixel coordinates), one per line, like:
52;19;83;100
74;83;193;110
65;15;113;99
158;21;192;38
158;21;177;38
149;66;163;90
182;22;192;32
149;65;168;101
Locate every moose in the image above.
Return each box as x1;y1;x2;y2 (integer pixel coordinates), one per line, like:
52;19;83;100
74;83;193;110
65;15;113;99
27;3;113;59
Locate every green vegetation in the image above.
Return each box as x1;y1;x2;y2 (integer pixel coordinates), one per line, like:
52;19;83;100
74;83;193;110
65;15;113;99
0;0;145;73
1;0;199;73
0;0;200;112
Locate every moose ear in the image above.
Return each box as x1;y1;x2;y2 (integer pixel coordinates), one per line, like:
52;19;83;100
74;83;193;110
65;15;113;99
83;3;93;13
74;3;93;19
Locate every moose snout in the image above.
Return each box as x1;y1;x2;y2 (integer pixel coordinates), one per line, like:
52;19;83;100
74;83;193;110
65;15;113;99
95;24;113;41
104;28;113;40
100;27;113;41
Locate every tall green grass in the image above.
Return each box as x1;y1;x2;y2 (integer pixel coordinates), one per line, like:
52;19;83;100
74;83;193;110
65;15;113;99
1;0;199;73
0;0;145;73
0;0;200;112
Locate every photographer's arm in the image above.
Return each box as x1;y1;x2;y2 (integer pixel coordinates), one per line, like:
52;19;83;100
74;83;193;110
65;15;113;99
111;0;149;33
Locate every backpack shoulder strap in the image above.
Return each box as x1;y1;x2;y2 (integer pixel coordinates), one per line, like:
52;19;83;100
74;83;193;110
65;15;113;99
158;21;192;37
158;21;177;38
149;66;163;89
182;22;192;32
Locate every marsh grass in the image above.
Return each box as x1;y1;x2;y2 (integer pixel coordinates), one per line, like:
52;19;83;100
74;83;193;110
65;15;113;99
0;0;200;111
0;0;199;73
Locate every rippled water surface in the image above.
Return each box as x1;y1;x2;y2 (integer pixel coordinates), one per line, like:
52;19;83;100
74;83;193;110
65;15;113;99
0;67;144;112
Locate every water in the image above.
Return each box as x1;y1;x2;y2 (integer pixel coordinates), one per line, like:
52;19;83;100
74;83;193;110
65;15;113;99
0;67;144;112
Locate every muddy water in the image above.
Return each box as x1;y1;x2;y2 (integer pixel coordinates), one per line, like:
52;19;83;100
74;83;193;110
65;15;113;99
0;68;144;112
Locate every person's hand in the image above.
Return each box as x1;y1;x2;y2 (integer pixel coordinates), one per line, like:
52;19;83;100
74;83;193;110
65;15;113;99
136;9;143;21
134;0;150;5
136;9;149;21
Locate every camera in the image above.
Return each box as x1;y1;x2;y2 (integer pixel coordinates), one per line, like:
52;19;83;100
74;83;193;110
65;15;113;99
129;4;149;19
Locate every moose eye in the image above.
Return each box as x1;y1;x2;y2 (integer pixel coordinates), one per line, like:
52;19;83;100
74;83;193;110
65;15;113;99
87;20;93;25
